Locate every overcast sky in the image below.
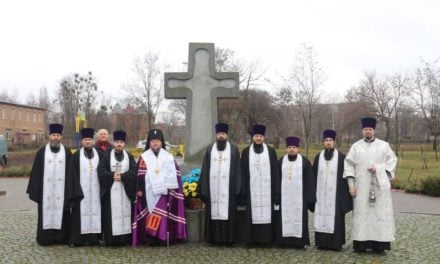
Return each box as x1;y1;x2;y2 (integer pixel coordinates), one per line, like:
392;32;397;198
1;0;439;104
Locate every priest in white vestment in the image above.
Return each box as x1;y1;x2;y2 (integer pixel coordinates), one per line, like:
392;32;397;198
98;130;137;246
344;117;397;254
199;122;242;245
27;123;72;245
274;136;315;248
68;127;103;247
312;129;352;251
240;124;278;245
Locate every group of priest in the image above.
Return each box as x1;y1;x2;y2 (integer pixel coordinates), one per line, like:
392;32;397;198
26;125;187;247
199;117;396;254
26;116;397;254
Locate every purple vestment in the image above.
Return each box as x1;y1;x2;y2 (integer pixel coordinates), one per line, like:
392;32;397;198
132;156;187;246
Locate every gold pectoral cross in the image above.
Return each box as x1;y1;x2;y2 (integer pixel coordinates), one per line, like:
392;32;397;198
216;154;226;164
288;168;293;180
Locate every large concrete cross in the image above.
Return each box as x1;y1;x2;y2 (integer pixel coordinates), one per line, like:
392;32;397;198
165;43;239;162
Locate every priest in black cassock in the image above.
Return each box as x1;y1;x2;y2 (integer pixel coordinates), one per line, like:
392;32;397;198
199;122;241;245
67;127;103;246
274;136;315;248
26;123;72;245
98;130;137;246
312;129;352;251
240;124;278;245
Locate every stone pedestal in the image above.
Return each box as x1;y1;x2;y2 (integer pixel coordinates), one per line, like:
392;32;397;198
185;208;205;242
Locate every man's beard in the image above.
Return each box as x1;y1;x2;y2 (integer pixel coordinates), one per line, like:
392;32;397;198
50;141;60;148
216;139;227;151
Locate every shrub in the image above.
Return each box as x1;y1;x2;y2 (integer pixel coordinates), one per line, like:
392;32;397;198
391;178;405;190
421;176;440;197
2;166;25;177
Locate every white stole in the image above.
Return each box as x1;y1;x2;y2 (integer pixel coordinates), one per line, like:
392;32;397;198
79;147;101;234
314;150;339;234
141;148;177;213
42;144;66;230
281;154;303;238
209;142;231;220
109;149;132;236
249;143;272;224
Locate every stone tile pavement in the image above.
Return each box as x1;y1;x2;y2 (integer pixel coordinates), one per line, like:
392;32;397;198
1;177;439;263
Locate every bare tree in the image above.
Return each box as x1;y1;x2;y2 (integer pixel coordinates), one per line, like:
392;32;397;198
346;72;408;143
123;49;166;131
413;58;440;160
0;88;18;103
57;72;99;142
277;43;325;156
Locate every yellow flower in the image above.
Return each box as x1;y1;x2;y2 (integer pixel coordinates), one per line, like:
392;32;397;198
183;182;189;188
183;189;189;196
188;184;197;192
191;191;198;197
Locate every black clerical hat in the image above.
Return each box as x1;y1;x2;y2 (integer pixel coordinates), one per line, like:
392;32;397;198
49;123;63;135
113;130;126;142
252;124;266;136
215;123;229;134
361;117;376;129
286;136;300;147
146;129;166;150
323;129;336;140
80;128;95;139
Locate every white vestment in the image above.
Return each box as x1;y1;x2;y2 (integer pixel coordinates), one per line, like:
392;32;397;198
344;138;397;242
141;148;178;213
249;143;272;224
314;149;339;234
79;147;101;234
109;149;132;236
42;144;66;230
281;154;303;238
209;142;231;220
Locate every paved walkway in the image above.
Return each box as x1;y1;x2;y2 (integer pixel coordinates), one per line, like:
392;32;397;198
1;177;439;263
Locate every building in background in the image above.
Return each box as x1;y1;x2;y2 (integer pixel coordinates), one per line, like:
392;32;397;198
0;101;46;146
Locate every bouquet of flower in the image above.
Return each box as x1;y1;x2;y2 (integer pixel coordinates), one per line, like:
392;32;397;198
182;168;200;198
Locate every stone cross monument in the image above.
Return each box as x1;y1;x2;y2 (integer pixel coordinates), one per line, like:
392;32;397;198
165;43;239;162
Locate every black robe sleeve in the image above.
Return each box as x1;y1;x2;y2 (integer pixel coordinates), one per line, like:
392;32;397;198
26;147;46;203
98;154;113;200
275;157;284;206
199;144;213;204
238;147;250;207
337;152;353;214
268;147;279;208
121;153;138;202
63;147;73;209
232;144;242;197
66;152;84;209
303;156;316;212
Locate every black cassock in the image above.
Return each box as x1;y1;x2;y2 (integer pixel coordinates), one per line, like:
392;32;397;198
274;154;315;247
312;150;352;250
199;142;241;244
98;150;137;246
26;145;72;245
67;148;103;246
240;144;278;244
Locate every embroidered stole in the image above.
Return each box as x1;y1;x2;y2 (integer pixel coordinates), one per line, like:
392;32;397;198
110;149;132;236
314;150;338;234
249;143;272;224
42;144;66;230
79;147;101;234
209;142;231;220
281;154;303;238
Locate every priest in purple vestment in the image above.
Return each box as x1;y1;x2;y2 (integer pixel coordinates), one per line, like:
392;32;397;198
132;129;187;246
